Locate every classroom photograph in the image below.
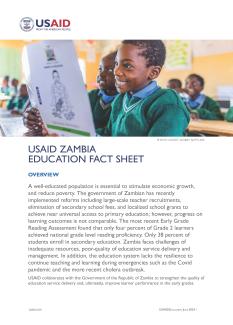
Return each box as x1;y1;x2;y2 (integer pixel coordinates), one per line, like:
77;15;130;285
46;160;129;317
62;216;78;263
0;40;233;137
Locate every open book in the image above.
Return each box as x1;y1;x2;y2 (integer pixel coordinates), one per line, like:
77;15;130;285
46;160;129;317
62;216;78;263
22;40;95;136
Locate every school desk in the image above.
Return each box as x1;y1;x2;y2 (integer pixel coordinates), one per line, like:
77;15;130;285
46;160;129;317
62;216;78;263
188;119;233;136
0;112;27;136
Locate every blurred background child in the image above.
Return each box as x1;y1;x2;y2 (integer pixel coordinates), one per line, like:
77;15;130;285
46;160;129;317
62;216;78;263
1;75;10;95
167;78;188;100
7;84;29;115
183;74;223;120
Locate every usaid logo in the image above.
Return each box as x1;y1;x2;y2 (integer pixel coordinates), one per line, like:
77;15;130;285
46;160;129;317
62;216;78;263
20;17;71;31
20;17;34;32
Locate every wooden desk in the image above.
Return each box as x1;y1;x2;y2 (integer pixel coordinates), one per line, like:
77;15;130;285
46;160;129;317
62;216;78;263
188;119;233;136
0;109;27;136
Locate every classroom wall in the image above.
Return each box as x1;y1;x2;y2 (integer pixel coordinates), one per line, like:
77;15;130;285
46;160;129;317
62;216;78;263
75;48;101;91
159;52;233;98
0;41;25;80
0;40;27;49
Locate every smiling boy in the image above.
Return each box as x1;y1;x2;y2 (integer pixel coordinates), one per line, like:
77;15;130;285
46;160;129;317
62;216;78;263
184;74;223;120
97;40;190;136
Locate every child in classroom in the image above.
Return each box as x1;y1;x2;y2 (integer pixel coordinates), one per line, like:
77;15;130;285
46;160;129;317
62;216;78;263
10;78;19;97
88;51;118;128
23;51;118;135
1;75;10;95
167;78;187;101
7;84;29;115
183;73;223;120
97;40;190;136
